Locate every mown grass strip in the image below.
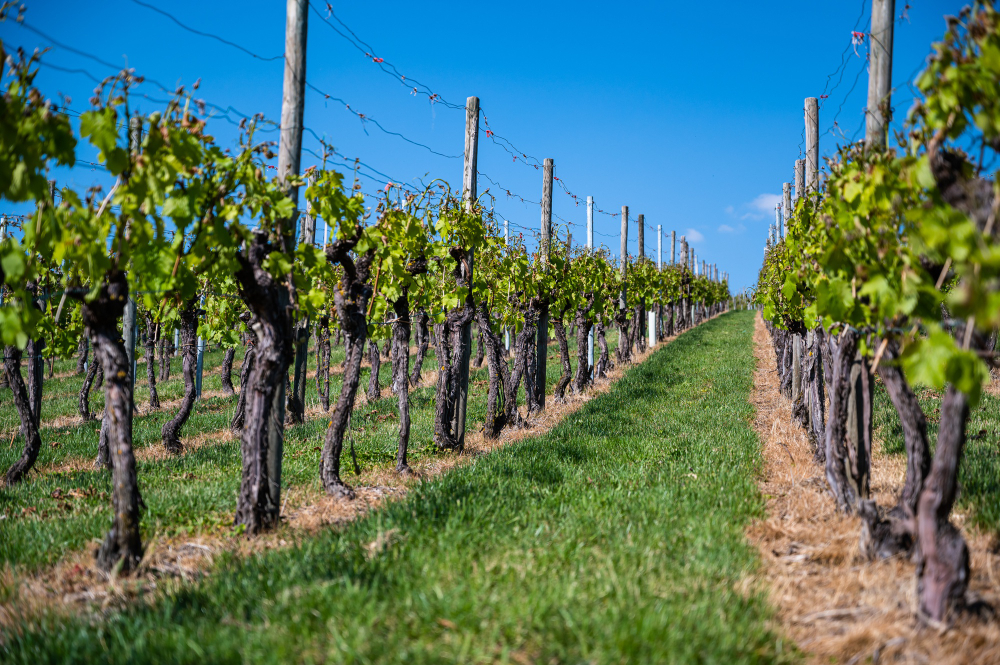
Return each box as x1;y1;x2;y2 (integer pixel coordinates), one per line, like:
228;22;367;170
3;311;794;664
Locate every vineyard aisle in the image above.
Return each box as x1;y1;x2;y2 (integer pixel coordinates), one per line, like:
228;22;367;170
2;311;799;663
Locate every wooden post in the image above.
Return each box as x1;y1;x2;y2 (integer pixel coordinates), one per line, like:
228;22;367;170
866;0;895;148
587;196;594;372
122;118;140;408
783;182;792;231
269;0;309;515
775;203;783;240
805;97;819;193
290;174;316;419
794;159;805;205
534;157;553;409
454;95;479;446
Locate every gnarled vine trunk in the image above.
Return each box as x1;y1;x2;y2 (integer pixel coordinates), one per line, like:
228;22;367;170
594;322;611;379
145;315;160;410
572;300;594;394
476;304;509;439
917;386;971;623
79;355;101;422
552;314;573;401
76;336;89;375
391;293;413;472
231;324;256;434
83;270;144;573
824;329;867;513
161;300;198;454
220;347;236;395
319;238;375;499
367;339;382;402
315;315;331;412
410;309;429;387
233;233;295;535
4;346;43;485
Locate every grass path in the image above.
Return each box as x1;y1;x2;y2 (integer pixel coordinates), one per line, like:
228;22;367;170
4;312;795;663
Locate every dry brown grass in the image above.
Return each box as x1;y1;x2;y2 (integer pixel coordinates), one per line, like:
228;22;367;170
1;328;675;630
746;312;1000;664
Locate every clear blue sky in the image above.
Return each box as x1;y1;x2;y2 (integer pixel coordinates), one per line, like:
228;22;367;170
0;0;965;293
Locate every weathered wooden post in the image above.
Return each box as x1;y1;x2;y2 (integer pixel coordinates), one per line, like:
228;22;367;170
783;182;792;231
267;0;308;517
533;157;553;409
289;174;317;420
805;97;820;193
866;0;895;148
794;159;805;205
453;95;480;445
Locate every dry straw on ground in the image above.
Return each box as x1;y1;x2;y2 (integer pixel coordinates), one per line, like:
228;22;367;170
746;312;1000;664
1;331;672;631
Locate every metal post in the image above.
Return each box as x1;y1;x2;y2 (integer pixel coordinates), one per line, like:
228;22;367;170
805;97;819;193
619;205;628;337
586;196;594;373
866;0;895;148
195;327;206;397
534;157;554;409
453;95;479;447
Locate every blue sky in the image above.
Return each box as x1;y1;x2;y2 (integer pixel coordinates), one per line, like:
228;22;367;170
0;0;965;292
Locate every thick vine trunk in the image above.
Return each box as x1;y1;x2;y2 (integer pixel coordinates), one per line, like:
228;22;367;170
367;339;382;402
806;328;827;462
433;309;474;450
145;316;160;410
594;323;611;379
791;334;808;427
84;270;143;573
161;301;198;454
410;309;429;387
76;336;89;375
158;337;169;382
615;307;633;366
79;355;100;422
552;317;572;401
860;338;930;560
319;240;375;499
391;294;412;472
503;313;539;428
572;304;594;394
824;329;866;513
220;347;236;395
233;233;295;534
3;347;43;485
315;315;331;412
287;314;310;424
474;324;485;369
231;335;256;434
916;386;971;623
476;302;509;439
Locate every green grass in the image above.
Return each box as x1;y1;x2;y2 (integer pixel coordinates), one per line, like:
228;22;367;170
2;311;794;664
873;380;1000;534
0;329;618;570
